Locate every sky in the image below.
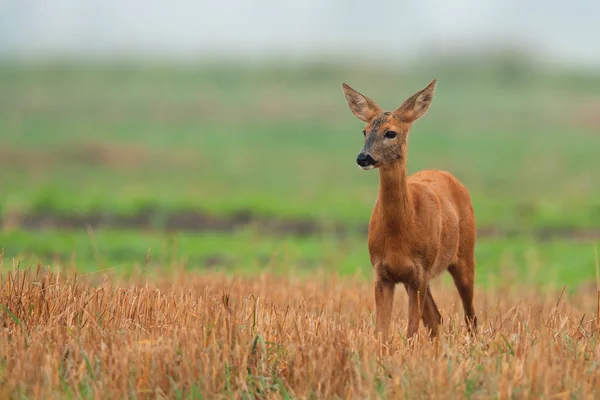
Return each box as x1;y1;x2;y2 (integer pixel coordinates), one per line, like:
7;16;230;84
1;0;598;68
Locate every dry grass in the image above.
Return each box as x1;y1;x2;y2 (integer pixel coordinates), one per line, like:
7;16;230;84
0;266;599;399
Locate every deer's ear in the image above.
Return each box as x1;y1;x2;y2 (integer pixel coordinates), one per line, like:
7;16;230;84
393;79;436;123
342;83;382;123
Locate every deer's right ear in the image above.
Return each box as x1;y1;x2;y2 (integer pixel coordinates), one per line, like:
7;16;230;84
342;83;382;123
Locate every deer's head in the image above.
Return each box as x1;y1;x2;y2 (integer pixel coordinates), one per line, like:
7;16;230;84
342;80;436;170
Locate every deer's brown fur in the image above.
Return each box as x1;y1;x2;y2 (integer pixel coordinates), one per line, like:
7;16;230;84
342;80;477;341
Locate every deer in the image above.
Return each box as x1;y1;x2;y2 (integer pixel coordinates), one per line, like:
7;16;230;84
341;79;477;342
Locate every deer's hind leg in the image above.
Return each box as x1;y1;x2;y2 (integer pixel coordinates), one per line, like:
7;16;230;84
403;278;433;340
422;286;443;338
406;284;442;338
448;255;477;334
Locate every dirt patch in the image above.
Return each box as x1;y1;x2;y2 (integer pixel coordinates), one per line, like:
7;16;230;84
9;209;342;237
0;141;202;170
571;101;600;130
0;142;148;169
4;209;600;241
58;141;149;168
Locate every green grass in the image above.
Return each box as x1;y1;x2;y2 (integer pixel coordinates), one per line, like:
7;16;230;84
1;63;600;231
1;228;598;289
1;62;600;288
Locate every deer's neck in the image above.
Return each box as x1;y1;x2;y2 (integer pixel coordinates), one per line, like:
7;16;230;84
377;160;413;234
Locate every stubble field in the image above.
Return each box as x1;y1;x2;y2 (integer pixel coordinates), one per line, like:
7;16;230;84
2;264;600;399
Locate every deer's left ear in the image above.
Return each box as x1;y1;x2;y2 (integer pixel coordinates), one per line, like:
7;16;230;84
342;83;382;123
393;79;436;123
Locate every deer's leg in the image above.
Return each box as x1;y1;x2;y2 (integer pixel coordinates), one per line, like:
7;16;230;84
404;283;440;339
405;279;428;340
421;286;443;338
374;278;395;342
448;257;477;335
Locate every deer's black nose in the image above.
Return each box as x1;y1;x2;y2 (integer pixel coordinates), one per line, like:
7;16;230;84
356;153;376;167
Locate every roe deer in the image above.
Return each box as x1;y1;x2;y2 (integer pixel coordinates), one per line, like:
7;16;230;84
342;79;477;341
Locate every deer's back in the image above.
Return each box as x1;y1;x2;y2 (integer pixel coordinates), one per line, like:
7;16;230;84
409;169;473;217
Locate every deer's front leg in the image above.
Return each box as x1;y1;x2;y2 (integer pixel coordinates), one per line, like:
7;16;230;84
374;278;395;343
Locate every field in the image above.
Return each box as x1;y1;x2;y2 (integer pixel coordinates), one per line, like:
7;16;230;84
1;60;600;398
2;266;600;398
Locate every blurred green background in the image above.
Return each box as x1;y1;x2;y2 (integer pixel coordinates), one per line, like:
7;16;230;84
1;2;599;288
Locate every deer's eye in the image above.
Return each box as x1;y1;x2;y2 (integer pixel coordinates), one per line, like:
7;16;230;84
384;131;397;139
362;130;366;137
